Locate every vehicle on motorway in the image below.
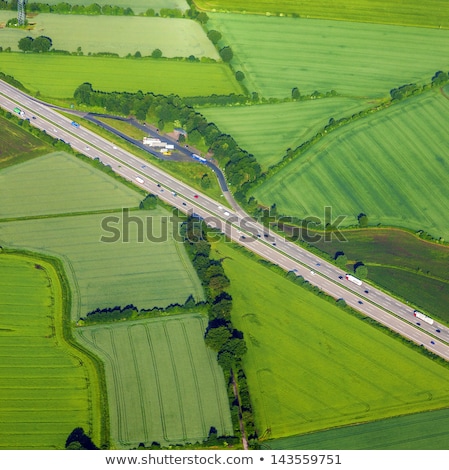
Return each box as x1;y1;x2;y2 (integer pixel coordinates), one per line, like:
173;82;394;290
224;211;230;216
194;194;199;198
358;300;363;304
172;192;177;196
345;274;362;286
431;341;435;345
436;329;441;333
191;153;207;163
414;310;434;325
13;107;21;115
71;121;80;128
135;176;144;184
364;289;369;294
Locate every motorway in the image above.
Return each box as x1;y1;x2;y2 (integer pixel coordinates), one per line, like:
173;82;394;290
1;79;449;361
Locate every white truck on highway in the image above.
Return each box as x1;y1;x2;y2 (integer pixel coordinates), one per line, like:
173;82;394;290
414;310;434;325
345;274;362;286
135;176;144;184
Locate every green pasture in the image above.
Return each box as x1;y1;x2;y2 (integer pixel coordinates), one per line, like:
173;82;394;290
195;0;449;28
0;152;141;218
207;14;449;99
313;228;449;321
0;254;97;449
0;115;52;169
212;241;449;440
269;407;449;449
36;0;188;14
0;53;240;99
252;91;449;239
199;98;368;168
77;314;232;447
0;210;204;320
0;13;218;59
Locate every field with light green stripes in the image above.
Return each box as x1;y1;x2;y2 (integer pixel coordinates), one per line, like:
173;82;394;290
0;152;141;218
251;91;449;239
76;314;232;447
207;14;449;99
0;152;204;319
0;254;99;449
269;408;449;449
0;54;241;99
195;0;449;28
212;241;449;440
199;97;369;168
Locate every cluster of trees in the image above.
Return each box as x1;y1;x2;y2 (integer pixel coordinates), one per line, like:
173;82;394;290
18;35;52;52
65;428;98;450
81;295;200;324
182;215;258;445
73;83;261;190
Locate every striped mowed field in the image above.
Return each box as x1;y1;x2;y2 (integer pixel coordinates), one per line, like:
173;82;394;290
207;14;449;99
77;314;233;447
251;91;449;239
213;241;449;440
199;97;369;168
0;254;99;449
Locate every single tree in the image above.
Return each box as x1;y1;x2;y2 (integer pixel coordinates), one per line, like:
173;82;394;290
151;48;162;58
18;36;34;52
219;46;233;62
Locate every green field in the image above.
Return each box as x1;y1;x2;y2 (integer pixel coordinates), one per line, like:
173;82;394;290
269;408;449;449
0;254;99;449
0;53;241;98
0;152;141;218
199;98;368;168
77;314;232;447
211;241;449;440
312;228;449;322
0;13;218;59
0;152;203;319
0;115;52;169
207;14;449;99
195;0;449;28
252;91;449;239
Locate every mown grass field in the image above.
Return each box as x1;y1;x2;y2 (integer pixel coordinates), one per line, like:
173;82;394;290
0;152;141;218
252;91;449;239
313;228;449;322
76;314;232;447
199;98;369;168
212;241;449;440
0;211;204;320
0;115;52;169
196;0;449;28
0;152;203;319
207;14;449;99
0;53;241;98
269;408;449;450
0;13;218;59
0;254;98;449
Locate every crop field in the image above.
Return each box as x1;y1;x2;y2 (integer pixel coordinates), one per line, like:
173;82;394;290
76;314;232;447
0;115;52;169
312;228;449;321
207;14;449;99
0;53;241;99
200;97;368;168
0;210;204;320
251;92;449;239
0;254;97;449
0;13;218;59
269;408;449;450
211;241;449;440
38;0;188;14
0;152;141;219
196;0;449;29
